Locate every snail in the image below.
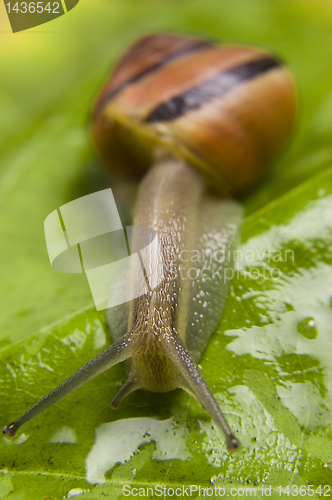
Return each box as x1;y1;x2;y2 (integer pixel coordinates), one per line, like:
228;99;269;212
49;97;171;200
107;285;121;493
3;33;296;452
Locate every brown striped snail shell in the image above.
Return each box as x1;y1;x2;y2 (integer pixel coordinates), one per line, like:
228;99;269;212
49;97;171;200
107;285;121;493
3;33;297;453
92;32;297;195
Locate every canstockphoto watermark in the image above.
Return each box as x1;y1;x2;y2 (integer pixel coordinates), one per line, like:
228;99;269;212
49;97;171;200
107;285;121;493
167;262;286;284
44;189;294;311
177;247;294;265
122;484;260;496
44;189;163;311
3;0;80;33
166;245;294;284
122;484;331;497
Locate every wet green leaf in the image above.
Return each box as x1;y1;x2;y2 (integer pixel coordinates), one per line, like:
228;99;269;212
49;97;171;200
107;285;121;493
1;0;332;498
2;164;332;498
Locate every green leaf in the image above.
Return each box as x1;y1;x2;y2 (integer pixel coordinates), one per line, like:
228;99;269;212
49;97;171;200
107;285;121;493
1;0;332;498
2;165;332;498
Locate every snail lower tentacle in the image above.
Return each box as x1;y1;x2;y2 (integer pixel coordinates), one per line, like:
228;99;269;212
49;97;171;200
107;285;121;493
3;331;138;439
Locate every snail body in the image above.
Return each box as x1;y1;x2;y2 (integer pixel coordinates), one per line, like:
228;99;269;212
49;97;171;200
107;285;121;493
3;33;297;452
107;157;241;401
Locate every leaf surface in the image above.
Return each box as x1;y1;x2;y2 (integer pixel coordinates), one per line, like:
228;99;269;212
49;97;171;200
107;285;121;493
1;0;332;498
